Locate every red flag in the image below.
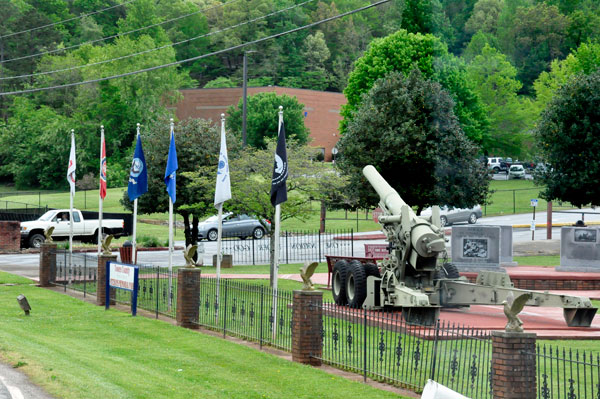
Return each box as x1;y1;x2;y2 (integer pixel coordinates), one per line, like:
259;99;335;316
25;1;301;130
100;130;107;200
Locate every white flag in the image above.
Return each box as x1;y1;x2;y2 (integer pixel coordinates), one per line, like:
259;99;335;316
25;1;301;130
67;131;76;194
214;119;231;207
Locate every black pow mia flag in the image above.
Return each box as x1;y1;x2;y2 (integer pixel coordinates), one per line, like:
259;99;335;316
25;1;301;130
270;122;288;207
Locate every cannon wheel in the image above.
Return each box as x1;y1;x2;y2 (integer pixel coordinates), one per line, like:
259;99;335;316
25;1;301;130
364;262;380;278
435;263;460;280
332;260;349;306
346;260;367;308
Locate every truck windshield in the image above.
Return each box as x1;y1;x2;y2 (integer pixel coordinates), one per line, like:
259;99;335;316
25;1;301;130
38;211;56;221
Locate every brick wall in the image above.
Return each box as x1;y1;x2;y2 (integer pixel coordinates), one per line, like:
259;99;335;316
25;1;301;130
0;221;20;251
39;243;57;286
175;87;346;161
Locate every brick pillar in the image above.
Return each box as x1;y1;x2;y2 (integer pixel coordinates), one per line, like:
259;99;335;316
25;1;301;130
38;243;57;287
97;254;117;306
292;290;323;366
492;331;537;399
176;268;201;329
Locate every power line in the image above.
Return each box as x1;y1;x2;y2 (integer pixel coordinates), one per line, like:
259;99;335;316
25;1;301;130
0;0;391;97
0;0;139;40
0;0;242;65
1;0;315;82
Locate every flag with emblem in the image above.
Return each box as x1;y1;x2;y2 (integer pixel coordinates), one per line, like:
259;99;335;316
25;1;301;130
99;129;107;200
128;133;148;201
214;120;231;207
270;121;288;206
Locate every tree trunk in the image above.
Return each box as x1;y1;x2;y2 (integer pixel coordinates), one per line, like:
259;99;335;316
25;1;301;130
182;212;191;248
320;200;326;233
192;215;199;262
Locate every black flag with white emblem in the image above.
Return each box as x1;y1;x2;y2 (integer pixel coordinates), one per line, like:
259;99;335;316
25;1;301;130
270;122;288;206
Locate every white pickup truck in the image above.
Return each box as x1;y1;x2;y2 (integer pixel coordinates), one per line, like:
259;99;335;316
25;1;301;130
20;209;125;248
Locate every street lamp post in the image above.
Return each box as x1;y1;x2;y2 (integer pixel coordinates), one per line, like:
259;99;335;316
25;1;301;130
242;50;255;148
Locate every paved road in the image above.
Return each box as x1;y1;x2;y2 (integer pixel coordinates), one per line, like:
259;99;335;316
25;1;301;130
0;361;54;399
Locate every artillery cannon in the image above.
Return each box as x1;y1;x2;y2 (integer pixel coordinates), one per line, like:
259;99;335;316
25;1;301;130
331;165;597;327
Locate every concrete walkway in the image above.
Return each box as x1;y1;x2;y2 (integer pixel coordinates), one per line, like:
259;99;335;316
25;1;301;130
0;360;54;399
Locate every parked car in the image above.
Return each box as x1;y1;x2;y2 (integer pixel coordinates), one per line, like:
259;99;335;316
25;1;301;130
20;209;125;248
487;157;507;174
197;213;270;241
508;164;526;179
419;205;482;227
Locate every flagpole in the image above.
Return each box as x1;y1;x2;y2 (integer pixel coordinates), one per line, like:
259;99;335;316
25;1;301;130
98;125;104;255
272;106;283;339
69;129;74;270
215;114;227;321
168;118;175;311
132;123;141;264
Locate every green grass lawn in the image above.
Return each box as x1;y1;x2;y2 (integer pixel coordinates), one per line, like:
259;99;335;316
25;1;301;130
0;271;404;399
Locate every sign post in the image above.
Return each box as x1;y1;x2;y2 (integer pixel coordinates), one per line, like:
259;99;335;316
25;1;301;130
106;261;139;316
530;199;538;241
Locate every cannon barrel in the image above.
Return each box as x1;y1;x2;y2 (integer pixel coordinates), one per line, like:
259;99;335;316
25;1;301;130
363;165;417;219
362;165;445;257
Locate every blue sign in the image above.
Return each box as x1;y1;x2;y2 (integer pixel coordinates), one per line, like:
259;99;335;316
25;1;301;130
106;261;139;316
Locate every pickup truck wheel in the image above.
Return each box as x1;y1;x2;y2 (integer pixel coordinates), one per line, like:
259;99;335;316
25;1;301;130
493;166;500;173
252;227;265;239
332;260;349;306
468;213;478;224
29;234;45;248
207;229;218;241
346;260;367;309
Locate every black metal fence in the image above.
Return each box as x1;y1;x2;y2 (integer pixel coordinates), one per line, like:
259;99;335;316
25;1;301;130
315;303;493;397
535;344;600;399
53;250;176;318
204;229;354;265
194;277;294;352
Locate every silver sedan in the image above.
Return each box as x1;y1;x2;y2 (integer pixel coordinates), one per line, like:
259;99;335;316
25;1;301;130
197;213;271;241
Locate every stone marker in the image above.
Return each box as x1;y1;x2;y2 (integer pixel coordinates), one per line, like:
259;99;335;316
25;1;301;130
451;225;503;271
557;226;600;272
500;225;517;267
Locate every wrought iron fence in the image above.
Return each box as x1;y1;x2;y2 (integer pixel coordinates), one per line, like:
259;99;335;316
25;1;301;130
194;277;294;352
314;303;492;397
535;344;600;399
54;250;176;318
205;229;354;265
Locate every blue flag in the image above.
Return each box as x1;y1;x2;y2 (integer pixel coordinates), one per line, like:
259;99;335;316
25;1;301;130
164;129;178;203
128;134;148;201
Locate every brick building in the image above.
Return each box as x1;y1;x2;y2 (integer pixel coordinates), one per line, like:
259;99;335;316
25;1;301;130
174;86;346;161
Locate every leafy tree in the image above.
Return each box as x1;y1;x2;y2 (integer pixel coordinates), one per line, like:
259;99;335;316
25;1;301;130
226;92;309;148
298;31;330;91
497;3;570;93
533;41;600;111
341;29;489;146
121;117;241;249
401;0;455;42
204;77;238;88
337;70;490;213
464;0;504;36
467;44;536;156
534;71;600;208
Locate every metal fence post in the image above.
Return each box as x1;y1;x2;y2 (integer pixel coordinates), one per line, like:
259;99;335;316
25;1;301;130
156;267;159;319
363;306;367;382
259;285;264;350
286;231;289;264
318;230;321;262
252;235;255;266
223;279;228;338
351;229;354;257
430;320;440;380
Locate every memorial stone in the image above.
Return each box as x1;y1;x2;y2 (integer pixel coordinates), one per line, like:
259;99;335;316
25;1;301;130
500;225;517;267
451;225;502;271
557;226;600;272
